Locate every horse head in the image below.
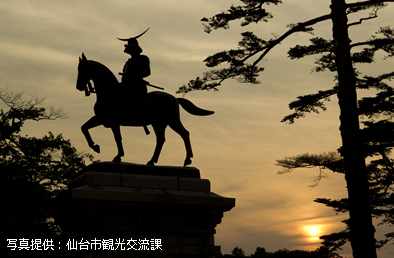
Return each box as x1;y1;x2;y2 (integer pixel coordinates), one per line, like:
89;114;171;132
76;53;119;97
76;53;93;95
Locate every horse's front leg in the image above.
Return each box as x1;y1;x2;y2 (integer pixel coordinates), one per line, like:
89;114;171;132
111;125;124;163
81;116;102;153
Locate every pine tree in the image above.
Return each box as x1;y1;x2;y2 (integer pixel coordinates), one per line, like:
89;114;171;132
178;1;394;257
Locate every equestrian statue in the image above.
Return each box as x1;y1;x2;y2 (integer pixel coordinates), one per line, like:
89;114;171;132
76;28;214;166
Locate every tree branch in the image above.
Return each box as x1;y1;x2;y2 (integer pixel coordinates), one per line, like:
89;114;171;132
348;13;378;27
0;88;68;121
210;14;332;87
252;14;331;66
179;0;394;95
346;0;394;9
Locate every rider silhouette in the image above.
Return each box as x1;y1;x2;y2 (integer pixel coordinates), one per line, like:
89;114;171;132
118;28;150;117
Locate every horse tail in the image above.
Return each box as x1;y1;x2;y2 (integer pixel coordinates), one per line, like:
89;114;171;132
177;98;214;116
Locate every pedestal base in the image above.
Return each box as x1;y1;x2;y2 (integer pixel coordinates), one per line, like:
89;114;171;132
59;162;235;258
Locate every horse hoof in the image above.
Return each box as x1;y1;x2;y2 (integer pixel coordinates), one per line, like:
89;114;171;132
112;156;121;163
91;144;100;153
183;158;192;167
146;160;155;166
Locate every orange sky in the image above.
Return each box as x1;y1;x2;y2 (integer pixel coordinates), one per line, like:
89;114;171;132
1;1;394;257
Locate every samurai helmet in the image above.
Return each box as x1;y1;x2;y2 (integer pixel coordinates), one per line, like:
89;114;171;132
117;27;149;54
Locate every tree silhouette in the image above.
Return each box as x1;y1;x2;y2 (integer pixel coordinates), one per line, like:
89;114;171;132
178;1;394;257
276;121;394;251
221;245;342;257
0;89;93;257
232;246;247;257
250;247;267;257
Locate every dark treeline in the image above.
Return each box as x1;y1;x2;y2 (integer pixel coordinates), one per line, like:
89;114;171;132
1;89;94;257
219;246;342;258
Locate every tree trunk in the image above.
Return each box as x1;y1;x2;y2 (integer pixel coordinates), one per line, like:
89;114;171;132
330;1;377;257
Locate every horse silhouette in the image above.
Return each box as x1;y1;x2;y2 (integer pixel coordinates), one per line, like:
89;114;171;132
76;53;214;166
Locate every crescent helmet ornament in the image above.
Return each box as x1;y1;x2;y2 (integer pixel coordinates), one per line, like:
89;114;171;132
117;27;150;42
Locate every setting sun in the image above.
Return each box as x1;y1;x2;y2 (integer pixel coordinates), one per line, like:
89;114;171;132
303;225;323;242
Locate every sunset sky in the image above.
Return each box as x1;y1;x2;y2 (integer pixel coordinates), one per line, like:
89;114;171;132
2;1;394;257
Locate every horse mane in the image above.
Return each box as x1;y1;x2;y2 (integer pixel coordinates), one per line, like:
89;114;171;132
88;60;119;89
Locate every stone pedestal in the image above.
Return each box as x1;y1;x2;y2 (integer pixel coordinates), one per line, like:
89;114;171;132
60;162;235;258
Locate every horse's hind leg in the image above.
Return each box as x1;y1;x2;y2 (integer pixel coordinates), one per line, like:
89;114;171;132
147;123;167;166
111;125;124;163
168;119;193;166
81;116;102;153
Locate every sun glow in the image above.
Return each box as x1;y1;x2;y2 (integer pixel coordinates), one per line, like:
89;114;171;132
303;225;323;242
